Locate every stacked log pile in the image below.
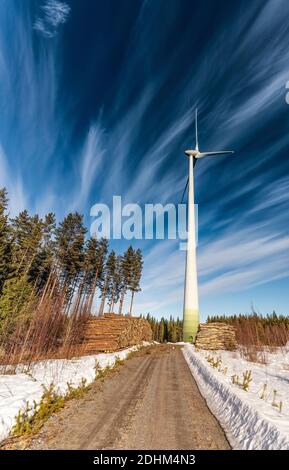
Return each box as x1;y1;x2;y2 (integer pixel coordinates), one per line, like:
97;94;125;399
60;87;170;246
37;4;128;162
81;314;152;353
195;322;237;350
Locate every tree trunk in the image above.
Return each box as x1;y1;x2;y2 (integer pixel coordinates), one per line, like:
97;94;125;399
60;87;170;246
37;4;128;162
65;277;78;314
86;269;98;315
38;270;52;307
99;280;107;316
108;287;115;313
129;291;134;316
118;289;125;315
49;274;58;299
72;278;85;317
99;294;105;316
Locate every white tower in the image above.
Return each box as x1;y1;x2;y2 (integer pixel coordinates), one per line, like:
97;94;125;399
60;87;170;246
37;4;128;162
183;110;234;342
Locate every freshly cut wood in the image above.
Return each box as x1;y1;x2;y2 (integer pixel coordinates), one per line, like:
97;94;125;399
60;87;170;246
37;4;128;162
80;314;152;353
195;322;237;350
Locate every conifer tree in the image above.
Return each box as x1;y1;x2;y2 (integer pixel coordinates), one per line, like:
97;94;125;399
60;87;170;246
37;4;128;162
0;187;148;357
82;237;108;314
105;251;122;313
129;248;143;316
118;245;134;315
143;314;183;342
0;275;35;343
0;188;12;294
55;212;86;304
82;237;99;295
10;211;43;278
29;212;56;291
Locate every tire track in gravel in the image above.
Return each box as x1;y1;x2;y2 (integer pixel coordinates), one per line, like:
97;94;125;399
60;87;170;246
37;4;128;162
25;345;230;450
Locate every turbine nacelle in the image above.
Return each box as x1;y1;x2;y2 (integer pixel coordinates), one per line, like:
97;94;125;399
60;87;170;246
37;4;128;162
185;149;198;157
184;109;234;160
181;109;235;204
185;149;234;158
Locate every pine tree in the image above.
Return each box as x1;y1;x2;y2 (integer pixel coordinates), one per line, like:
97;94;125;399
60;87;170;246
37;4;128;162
144;314;183;342
159;318;165;342
29;213;56;292
0;275;35;343
105;251;122;313
55;212;86;306
0;188;12;294
82;237;108;314
129;248;143;316
10;211;43;278
118;245;134;315
82;237;99;298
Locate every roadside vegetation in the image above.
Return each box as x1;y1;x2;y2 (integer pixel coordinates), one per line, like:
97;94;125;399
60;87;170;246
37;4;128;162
0;187;143;364
143;315;183;342
207;312;289;347
2;349;132;447
144;311;289;348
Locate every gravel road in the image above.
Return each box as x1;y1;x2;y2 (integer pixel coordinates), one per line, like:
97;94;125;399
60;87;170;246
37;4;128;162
27;344;230;450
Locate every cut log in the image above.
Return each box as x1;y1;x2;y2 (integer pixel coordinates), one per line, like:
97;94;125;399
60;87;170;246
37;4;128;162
80;313;152;353
195;322;237;350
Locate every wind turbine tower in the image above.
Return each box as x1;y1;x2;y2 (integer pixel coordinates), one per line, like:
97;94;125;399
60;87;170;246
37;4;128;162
182;110;234;342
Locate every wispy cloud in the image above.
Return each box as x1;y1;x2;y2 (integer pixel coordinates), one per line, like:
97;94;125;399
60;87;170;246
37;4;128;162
0;145;27;215
34;0;71;38
1;0;289;318
70;123;107;211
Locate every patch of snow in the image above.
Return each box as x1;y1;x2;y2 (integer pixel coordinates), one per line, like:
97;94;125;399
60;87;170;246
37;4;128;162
167;342;187;345
182;344;289;450
0;342;148;442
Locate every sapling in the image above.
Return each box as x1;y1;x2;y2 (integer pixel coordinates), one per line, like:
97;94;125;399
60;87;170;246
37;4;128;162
260;383;267;400
215;357;222;369
279;401;283;413
206;354;212;363
206;354;222;370
272;390;278;407
231;374;239;385
242;370;252;391
94;359;100;378
209;356;222;369
271;390;283;412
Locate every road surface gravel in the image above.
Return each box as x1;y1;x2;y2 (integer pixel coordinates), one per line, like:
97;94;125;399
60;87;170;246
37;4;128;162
27;344;230;450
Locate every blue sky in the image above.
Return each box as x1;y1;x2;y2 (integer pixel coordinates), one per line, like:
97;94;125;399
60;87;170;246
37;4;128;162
1;0;289;320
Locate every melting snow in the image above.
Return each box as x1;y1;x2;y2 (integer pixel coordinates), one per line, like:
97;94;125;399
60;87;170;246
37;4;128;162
0;342;151;442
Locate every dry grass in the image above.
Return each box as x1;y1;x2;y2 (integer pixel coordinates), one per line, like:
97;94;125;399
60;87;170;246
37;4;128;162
236;321;288;364
240;346;268;364
0;276;90;369
235;321;288;347
207;314;289;365
209;315;289;347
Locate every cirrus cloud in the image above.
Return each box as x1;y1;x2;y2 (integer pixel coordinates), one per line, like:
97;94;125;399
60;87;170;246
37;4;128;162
34;0;71;38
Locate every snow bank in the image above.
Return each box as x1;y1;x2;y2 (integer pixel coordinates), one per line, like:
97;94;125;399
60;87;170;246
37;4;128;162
183;344;289;450
0;342;150;442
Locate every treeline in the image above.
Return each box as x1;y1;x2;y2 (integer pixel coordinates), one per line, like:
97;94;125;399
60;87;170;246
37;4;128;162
207;312;289;346
143;314;183;343
0;187;143;361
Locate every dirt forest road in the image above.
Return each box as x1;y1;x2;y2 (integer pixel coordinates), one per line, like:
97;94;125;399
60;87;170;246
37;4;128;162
27;345;230;450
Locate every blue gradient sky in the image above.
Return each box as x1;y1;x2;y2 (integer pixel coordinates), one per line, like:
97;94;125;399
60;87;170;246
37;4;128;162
1;0;289;320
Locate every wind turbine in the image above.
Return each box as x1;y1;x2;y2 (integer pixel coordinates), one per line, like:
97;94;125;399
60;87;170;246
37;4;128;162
182;109;234;342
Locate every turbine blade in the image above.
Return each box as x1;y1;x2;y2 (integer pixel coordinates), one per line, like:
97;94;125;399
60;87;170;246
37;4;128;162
197;150;234;158
181;177;189;204
195;108;199;151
